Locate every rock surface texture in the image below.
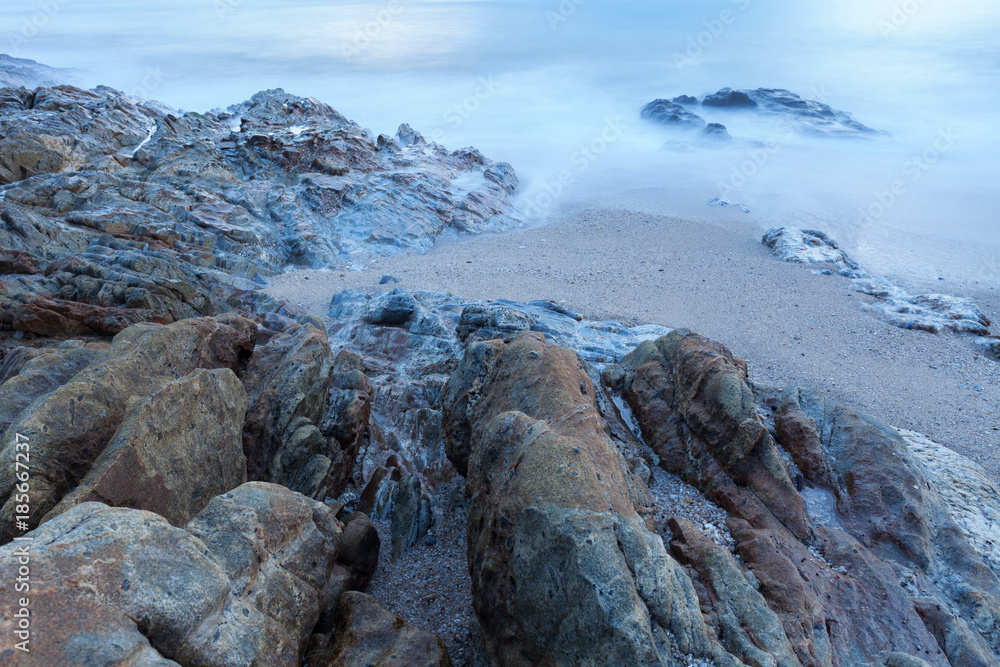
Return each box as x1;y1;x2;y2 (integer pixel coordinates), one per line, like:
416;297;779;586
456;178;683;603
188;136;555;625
0;84;519;341
0;74;996;667
443;332;740;666
763;226;993;336
601;329;1000;666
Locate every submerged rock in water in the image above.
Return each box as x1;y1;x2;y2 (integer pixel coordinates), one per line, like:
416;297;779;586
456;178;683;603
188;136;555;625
702;88;758;108
644;87;882;141
640;99;707;129
707;197;750;213
706;87;881;137
763;226;993;337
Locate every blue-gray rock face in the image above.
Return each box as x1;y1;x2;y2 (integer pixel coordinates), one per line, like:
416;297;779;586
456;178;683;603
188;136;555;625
0;85;519;338
645;87;883;141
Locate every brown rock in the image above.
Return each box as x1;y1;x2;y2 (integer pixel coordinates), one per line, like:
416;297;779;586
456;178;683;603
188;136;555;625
0;247;36;274
0;482;344;666
444;333;740;666
0;315;256;542
44;367;248;526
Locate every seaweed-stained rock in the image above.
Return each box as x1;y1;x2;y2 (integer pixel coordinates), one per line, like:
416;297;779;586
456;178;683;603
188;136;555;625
241;322;335;498
306;592;452;667
0;482;343;666
444;332;740;667
0;314;256;543
44;367;248;526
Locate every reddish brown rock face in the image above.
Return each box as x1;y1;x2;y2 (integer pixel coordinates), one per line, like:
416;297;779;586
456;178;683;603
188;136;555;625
0;248;36;275
44;367;249;526
612;330;999;667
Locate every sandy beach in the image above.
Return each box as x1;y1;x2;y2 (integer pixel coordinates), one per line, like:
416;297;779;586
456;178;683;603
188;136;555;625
267;206;1000;483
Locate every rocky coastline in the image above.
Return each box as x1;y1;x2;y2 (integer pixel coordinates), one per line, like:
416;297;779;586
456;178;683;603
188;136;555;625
0;80;998;667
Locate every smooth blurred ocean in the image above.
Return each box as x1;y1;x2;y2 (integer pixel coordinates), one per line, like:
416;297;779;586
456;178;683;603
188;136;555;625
4;0;999;285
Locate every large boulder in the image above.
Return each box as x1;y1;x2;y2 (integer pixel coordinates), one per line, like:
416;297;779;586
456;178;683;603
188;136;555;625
44;367;248;526
443;332;739;666
0;482;343;666
0;314;256;542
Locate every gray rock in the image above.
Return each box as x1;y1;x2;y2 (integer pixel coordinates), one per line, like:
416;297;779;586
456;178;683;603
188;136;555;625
241;323;336;499
0;54;76;89
763;227;992;335
702;88;758;108
0;482;344;666
640;99;707;129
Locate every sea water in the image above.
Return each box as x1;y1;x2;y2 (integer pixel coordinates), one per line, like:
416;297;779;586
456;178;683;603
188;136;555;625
5;0;999;286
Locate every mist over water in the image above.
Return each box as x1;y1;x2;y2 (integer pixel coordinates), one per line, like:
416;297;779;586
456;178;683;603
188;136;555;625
5;0;999;284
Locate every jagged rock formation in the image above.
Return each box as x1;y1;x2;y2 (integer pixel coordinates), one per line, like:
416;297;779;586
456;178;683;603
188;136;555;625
0;73;995;667
644;87;881;142
601;329;999;666
0;84;519;341
763;227;992;336
0;314;257;541
0;483;360;666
